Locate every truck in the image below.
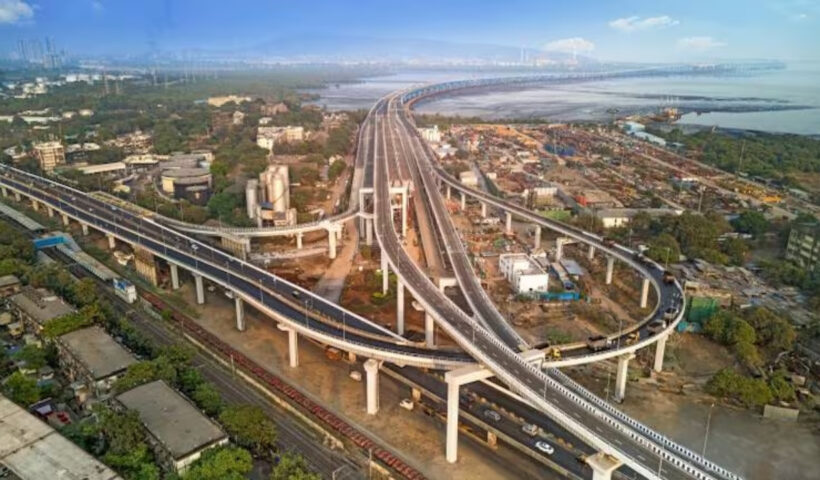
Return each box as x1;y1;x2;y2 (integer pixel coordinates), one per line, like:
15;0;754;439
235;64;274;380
586;335;611;352
112;278;137;304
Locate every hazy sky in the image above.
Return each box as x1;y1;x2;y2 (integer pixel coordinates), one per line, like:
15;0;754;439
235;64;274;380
1;0;818;62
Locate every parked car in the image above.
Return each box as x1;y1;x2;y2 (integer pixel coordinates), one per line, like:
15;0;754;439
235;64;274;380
535;441;554;455
399;399;414;411
663;306;678;321
483;409;502;422
349;371;362;382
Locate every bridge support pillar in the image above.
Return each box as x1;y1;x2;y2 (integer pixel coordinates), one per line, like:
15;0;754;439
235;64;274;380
505;212;512;235
194;274;205;305
396;279;405;335
380;254;389;294
460;191;466;211
555;238;564;260
614;353;634;403
287;328;299;367
533;226;541;250
61;213;70;226
588;244;595;260
296;232;303;250
364;359;381;415
445;378;460;463
46;206;54;218
365;217;373;246
31;199;39;211
81;222;89;236
586;452;622;480
170;264;180;290
106;234;116;250
481;202;487;218
235;297;245;331
13;191;21;202
605;256;615;285
640;277;650;309
327;228;337;259
1;187;7;197
654;334;668;373
425;312;435;347
401;188;408;238
487;431;497;448
446;184;451;200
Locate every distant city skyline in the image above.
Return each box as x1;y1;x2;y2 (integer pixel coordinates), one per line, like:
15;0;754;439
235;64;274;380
0;0;818;63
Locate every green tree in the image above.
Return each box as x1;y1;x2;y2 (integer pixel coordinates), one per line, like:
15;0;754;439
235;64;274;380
99;408;146;455
192;383;225;416
71;278;99;306
721;237;750;266
183;446;253;480
14;345;47;370
218;405;277;457
646;233;681;265
270;453;320;480
104;444;160;480
732;210;769;236
743;307;796;351
3;371;41;406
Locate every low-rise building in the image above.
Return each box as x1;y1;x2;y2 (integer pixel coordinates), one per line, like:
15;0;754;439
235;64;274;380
417;125;441;143
116;380;228;473
207;95;251;107
0;274;21;297
8;287;75;333
261;101;289;116
459;170;478;187
0;395;121;480
159;168;213;205
595;208;683;229
499;253;550;295
56;326;137;402
786;223;820;273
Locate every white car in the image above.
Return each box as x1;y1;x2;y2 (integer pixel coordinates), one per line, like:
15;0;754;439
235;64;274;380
349;371;362;382
535;441;554;455
399;399;414;411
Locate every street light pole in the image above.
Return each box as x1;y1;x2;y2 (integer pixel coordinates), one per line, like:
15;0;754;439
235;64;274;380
702;403;715;457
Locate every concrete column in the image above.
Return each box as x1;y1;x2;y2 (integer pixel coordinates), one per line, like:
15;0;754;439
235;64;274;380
396;279;405;335
106;234;116;250
296;232;303;250
460;191;466;211
235;297;245;331
654;334;668;373
640;277;650;309
327;229;337;259
425;312;435;347
31;200;39;211
605;256;615;285
287;328;299;368
588;244;595;260
381;254;389;295
555;238;564;260
364;359;380;415
46;206;54;218
481;202;487;218
13;191;21;201
365;217;373;246
401;189;408;238
1;187;7;197
411;387;422;402
505;211;512;235
61;213;70;226
194;274;205;305
170;264;180;290
81;222;89;236
614;353;634;403
446;185;451;200
445;380;459;463
487;431;497;448
586;452;622;480
533;226;541;250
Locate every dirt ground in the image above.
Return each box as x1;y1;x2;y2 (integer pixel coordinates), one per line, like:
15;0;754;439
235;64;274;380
169;280;555;480
566;346;820;480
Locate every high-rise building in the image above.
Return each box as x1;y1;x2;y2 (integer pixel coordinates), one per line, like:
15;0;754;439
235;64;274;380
786;223;820;273
33;141;65;173
259;164;289;212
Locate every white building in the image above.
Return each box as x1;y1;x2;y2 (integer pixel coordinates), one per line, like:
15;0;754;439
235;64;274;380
459;170;478;187
499;253;550;295
417;125;441;143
